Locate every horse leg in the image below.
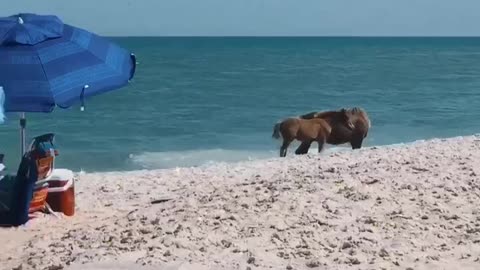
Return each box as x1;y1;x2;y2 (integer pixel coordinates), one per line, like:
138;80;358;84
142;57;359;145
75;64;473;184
295;141;312;155
280;139;292;157
318;138;326;153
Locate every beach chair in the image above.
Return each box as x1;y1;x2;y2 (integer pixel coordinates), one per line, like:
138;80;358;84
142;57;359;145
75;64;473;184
29;133;58;180
27;133;75;215
0;153;38;226
27;134;58;214
0;134;74;224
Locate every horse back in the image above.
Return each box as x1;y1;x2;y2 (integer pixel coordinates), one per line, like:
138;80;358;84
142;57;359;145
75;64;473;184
278;118;301;139
304;118;332;137
299;111;319;120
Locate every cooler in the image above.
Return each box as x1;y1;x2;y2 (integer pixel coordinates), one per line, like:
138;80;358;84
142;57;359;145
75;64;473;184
41;169;75;216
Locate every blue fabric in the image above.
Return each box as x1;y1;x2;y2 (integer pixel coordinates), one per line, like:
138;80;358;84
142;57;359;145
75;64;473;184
0;14;63;46
0;154;37;227
0;13;136;113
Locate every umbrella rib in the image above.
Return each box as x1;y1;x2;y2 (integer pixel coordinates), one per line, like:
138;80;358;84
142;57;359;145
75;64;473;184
28;45;55;109
0;21;16;45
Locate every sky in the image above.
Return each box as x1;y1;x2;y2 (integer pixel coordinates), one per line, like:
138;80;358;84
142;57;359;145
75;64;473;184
1;0;480;37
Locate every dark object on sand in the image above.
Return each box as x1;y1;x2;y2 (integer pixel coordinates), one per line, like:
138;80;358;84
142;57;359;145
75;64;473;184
151;197;173;204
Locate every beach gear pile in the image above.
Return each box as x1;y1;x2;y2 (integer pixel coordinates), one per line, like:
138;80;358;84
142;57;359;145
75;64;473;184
0;13;136;226
0;134;76;226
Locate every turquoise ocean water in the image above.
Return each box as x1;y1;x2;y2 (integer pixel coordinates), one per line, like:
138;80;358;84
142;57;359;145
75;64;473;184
1;37;480;172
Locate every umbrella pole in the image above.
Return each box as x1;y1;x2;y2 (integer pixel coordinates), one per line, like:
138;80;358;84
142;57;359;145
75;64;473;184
20;112;26;155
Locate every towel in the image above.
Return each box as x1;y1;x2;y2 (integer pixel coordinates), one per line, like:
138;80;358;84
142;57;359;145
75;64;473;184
0;86;5;124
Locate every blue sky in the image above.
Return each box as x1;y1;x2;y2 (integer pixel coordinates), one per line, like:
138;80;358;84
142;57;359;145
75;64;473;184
2;0;480;36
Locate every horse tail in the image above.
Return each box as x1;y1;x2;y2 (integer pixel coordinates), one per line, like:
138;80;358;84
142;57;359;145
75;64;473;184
272;122;282;139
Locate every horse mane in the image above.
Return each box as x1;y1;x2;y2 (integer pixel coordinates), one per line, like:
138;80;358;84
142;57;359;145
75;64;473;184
346;107;371;128
349;107;364;114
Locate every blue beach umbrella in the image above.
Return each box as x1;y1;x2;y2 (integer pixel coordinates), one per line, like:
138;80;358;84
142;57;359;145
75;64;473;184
0;13;136;154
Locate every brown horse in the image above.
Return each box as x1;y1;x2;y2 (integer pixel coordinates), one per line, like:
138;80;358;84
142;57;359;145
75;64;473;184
300;107;371;150
272;109;354;157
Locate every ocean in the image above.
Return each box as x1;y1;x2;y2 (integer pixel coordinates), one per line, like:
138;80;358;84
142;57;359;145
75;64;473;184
1;37;480;172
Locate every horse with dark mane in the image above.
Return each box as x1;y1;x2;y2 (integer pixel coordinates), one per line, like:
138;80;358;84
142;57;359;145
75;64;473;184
300;107;371;150
272;109;354;157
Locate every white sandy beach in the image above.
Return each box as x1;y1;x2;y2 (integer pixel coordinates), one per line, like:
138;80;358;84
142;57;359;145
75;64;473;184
2;135;480;270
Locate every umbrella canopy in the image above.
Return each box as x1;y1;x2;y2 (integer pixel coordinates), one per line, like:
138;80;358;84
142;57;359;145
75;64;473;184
0;13;136;154
0;13;136;113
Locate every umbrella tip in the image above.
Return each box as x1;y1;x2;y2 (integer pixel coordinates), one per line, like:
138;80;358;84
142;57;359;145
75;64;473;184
18;16;24;24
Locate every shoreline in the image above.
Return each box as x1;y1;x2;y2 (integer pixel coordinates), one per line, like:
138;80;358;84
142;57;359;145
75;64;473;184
2;134;480;269
87;135;472;174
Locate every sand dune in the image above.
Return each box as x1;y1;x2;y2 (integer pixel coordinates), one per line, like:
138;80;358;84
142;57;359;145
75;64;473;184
2;135;480;270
